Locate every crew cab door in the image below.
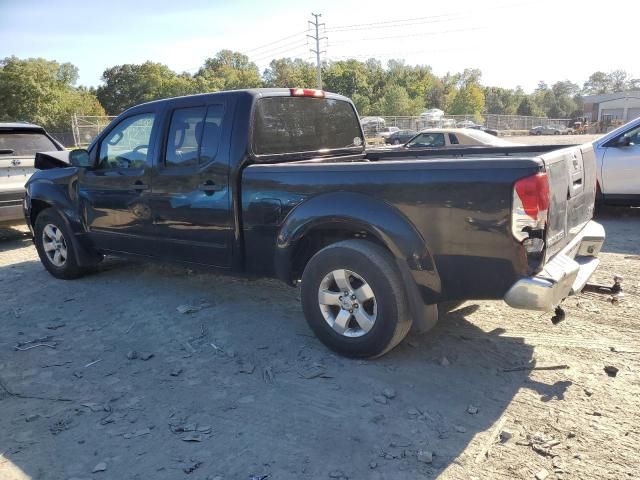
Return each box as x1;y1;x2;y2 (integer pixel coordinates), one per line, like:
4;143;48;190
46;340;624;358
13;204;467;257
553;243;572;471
601;124;640;196
79;110;159;254
148;100;233;267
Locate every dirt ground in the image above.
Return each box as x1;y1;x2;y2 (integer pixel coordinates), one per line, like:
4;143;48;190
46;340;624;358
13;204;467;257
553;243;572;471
1;156;638;479
507;134;602;146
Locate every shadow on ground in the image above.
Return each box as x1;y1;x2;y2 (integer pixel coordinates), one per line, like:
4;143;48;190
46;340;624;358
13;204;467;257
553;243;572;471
595;206;640;256
0;257;564;479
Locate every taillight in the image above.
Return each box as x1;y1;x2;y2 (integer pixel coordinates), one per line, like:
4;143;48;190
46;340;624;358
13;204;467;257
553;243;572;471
512;172;550;246
290;88;325;98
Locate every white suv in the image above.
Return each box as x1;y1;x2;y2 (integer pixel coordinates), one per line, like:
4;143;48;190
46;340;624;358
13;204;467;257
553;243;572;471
0;123;64;225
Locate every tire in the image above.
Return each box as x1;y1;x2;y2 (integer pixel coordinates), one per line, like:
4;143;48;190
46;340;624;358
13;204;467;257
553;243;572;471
301;239;412;358
34;208;86;280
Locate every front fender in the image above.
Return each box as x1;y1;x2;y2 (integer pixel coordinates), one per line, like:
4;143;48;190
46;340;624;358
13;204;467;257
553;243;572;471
275;192;442;317
26;169;99;267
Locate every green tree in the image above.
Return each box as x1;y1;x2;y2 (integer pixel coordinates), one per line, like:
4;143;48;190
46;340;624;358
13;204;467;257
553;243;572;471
0;56;105;131
263;58;316;88
195;50;262;91
97;62;196;115
449;84;485;116
371;84;422;116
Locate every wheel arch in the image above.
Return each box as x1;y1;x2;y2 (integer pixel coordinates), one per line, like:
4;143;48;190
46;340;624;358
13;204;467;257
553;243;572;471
274;192;441;327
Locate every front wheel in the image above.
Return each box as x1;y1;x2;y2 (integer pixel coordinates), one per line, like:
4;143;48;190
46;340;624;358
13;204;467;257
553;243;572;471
34;208;86;280
301;240;412;358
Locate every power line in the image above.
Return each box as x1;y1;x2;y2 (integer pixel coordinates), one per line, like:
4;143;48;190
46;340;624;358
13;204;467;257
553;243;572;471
327;26;486;46
250;40;310;62
243;29;308;54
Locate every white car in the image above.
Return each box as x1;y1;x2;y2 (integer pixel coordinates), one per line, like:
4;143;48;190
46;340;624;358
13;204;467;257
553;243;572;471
0;123;65;225
593;116;640;206
404;128;518;148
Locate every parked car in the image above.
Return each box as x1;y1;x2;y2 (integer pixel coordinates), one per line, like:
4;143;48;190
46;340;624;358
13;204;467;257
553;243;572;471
530;125;563;135
25;88;604;358
385;129;417;145
468;124;499;136
456;120;478;128
377;126;400;139
403;128;517;148
592;116;640;206
0;122;64;225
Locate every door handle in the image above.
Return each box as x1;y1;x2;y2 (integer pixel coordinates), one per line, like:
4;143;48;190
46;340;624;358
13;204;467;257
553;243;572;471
199;180;222;194
133;181;149;192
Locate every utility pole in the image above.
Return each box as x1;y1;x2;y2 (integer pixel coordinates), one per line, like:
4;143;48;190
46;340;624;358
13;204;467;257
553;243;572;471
308;13;326;90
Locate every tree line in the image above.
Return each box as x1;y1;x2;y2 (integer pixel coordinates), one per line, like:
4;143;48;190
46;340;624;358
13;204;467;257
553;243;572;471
1;52;638;133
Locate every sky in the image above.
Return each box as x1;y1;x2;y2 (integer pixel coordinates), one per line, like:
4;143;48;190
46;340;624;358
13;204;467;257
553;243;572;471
0;0;637;92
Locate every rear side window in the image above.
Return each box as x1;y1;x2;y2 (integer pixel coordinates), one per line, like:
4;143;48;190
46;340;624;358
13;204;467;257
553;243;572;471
0;132;57;156
252;97;363;156
448;133;459;145
165;105;224;167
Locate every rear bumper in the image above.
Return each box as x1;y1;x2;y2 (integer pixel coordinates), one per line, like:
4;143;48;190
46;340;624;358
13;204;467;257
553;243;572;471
504;220;605;311
0;193;25;225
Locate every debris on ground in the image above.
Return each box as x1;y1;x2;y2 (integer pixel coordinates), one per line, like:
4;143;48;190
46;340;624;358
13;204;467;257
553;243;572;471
84;359;102;368
417;450;433;464
440;356;451;366
454;425;467;433
535;468;549;480
14;335;57;351
126;350;138;360
604;365;619;377
176;302;212;314
298;365;332;379
467;405;479;414
262;366;274;383
139;352;154;361
499;429;514;443
170;368;183;377
373;395;388;405
382;388;396;399
92;462;107;473
123;427;152;439
183;460;202;474
238;360;256;374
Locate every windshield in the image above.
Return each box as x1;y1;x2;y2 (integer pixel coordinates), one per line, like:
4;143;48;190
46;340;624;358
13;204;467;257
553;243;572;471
0;131;58;156
463;129;512;146
252;96;363;156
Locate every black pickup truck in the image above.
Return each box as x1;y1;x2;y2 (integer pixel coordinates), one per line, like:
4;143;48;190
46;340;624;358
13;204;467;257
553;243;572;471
24;88;605;357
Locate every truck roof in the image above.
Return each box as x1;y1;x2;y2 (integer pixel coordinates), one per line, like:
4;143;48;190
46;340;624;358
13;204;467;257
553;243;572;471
128;88;352;110
0;122;46;130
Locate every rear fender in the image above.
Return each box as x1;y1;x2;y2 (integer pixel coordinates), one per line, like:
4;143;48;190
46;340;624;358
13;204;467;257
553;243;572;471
275;192;441;327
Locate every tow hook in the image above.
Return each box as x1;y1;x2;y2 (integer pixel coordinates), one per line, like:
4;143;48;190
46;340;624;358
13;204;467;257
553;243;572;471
551;306;565;324
581;275;624;305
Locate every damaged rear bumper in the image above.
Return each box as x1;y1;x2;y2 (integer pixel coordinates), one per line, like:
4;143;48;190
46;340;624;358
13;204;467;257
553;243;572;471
504;220;605;311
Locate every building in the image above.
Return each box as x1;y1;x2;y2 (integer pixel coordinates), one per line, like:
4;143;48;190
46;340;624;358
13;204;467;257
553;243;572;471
583;91;640;123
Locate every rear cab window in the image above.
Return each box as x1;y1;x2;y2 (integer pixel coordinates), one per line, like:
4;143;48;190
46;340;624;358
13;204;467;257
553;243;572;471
251;96;363;157
165;105;224;168
0;131;58;156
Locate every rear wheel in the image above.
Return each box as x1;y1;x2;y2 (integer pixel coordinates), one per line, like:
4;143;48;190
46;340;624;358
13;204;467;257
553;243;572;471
34;209;86;280
301;240;412;358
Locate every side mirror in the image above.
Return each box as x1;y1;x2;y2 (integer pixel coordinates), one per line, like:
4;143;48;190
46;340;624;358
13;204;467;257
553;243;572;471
69;149;91;167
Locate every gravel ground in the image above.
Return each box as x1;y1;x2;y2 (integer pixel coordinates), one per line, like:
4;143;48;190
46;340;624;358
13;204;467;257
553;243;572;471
1;153;638;479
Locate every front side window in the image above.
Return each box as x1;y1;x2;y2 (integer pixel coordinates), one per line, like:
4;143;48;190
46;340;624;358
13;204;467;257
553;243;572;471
621;126;640;146
98;113;155;169
407;132;445;148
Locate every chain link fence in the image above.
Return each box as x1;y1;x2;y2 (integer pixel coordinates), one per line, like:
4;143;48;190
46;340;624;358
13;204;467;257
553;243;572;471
363;114;572;135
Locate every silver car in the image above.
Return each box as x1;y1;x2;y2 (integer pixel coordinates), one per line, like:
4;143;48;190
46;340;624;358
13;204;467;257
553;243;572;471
0;123;64;225
592;116;640;206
